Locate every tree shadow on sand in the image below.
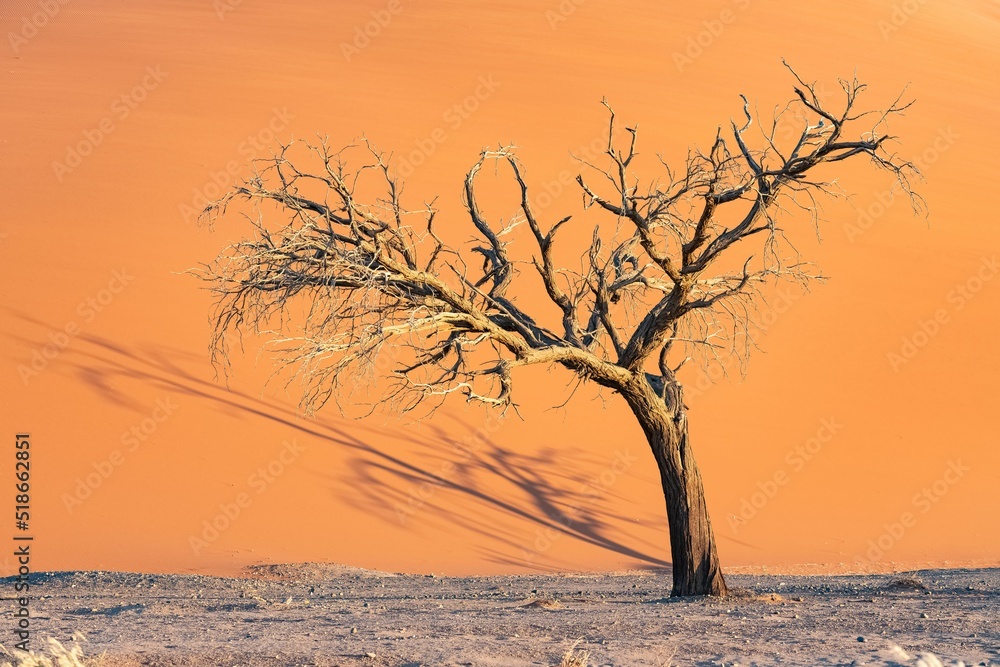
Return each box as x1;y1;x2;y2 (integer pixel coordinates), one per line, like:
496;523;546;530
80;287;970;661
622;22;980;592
4;308;670;571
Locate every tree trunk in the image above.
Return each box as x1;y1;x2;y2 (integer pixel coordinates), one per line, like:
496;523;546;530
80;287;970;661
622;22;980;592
622;376;728;597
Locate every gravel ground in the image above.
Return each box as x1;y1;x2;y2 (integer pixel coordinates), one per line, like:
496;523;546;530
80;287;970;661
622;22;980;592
4;565;997;667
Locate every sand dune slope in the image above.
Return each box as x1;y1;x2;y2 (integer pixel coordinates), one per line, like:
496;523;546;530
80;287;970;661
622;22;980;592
1;0;998;576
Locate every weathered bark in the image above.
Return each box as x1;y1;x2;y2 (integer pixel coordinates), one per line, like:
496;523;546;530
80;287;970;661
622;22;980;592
622;376;728;597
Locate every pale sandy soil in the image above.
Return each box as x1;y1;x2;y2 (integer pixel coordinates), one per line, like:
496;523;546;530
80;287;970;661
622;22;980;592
10;565;997;667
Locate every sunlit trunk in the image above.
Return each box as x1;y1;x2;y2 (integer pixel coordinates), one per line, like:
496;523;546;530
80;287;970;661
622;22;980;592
622;377;728;597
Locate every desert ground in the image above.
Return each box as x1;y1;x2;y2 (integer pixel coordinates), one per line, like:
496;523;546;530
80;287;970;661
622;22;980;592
6;565;997;667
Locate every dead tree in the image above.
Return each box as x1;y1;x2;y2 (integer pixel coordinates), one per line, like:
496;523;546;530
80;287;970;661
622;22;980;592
196;65;920;596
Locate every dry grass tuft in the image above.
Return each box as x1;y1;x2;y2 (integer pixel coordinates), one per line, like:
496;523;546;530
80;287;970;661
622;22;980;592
0;633;95;667
888;644;913;662
886;575;928;591
556;640;589;667
523;597;564;610
726;588;790;604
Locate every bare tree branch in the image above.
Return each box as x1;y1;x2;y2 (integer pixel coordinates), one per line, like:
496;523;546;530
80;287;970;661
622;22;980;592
195;66;918;417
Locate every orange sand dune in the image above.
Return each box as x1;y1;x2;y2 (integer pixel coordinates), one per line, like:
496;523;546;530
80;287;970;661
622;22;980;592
1;0;998;577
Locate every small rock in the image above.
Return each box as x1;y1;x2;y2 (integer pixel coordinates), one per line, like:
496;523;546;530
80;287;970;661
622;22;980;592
351;627;358;634
857;636;866;642
920;612;929;618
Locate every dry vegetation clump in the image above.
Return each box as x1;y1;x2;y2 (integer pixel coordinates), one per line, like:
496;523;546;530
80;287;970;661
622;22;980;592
554;640;680;667
886;574;929;591
725;587;794;603
0;634;95;667
523;597;565;610
556;640;590;667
